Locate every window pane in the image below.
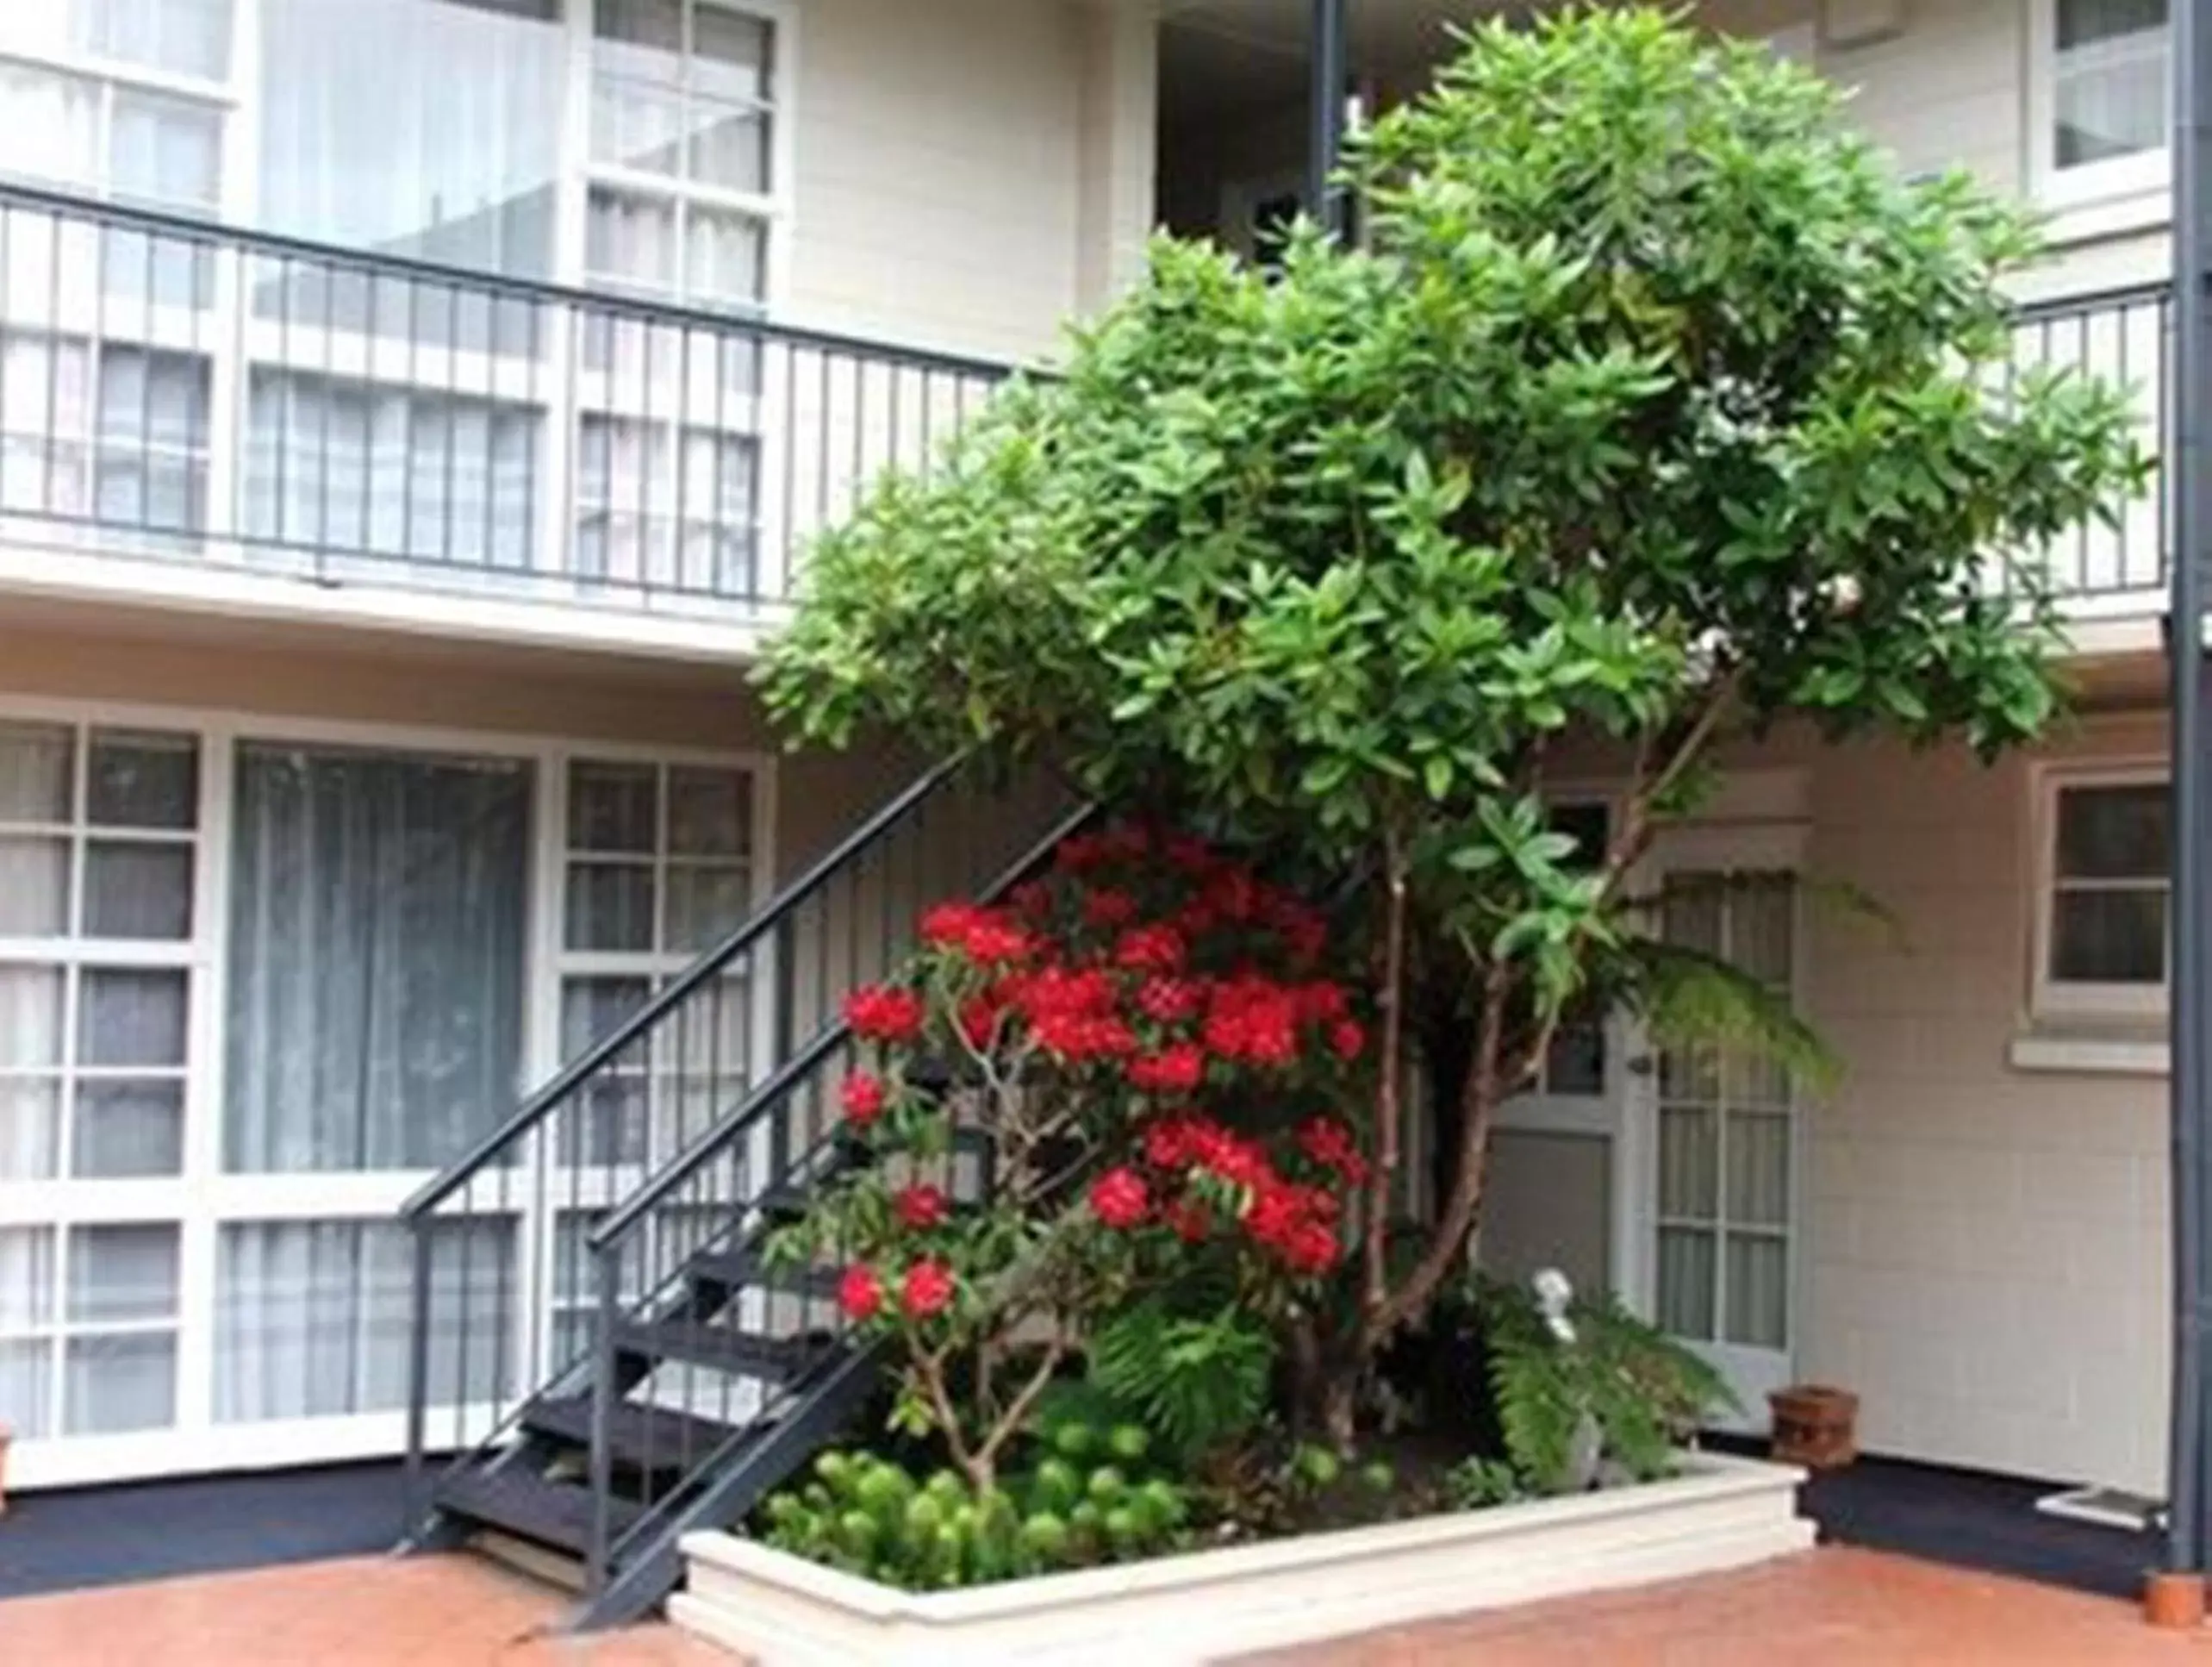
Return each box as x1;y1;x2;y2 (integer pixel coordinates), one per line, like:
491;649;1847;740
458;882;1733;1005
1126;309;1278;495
587;185;676;288
0;836;71;935
65;1330;176;1433
566;862;657;952
2057;783;2168;878
2056;0;2171;168
666;862;749;951
0;1338;52;1439
2052;887;2165;983
685;204;765;303
0;722;75;823
0;65;99;190
89;730;198;829
72;1078;184;1177
0;1078;61;1180
689;103;770;193
1659;1105;1718;1220
592;73;686;175
66;1222;179;1323
1726;1111;1791;1228
667;766;748;857
1725;1234;1789;1350
79;967;189;1067
568;760;657;853
1656;1227;1716;1341
110;90;223;209
0;966;65;1068
694;6;772;101
561;976;651;1054
0;1225;55;1329
595;0;681;62
84;841;194;940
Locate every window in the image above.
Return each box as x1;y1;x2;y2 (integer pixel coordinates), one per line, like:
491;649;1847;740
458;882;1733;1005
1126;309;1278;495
2036;771;2169;1015
2045;0;2170;193
0;1;233;211
575;413;758;596
586;0;777;308
558;756;756;1165
0;334;212;535
0;720;200;1183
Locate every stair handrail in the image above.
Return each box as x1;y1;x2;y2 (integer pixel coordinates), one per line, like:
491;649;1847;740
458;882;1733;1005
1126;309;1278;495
399;752;969;1223
585;797;1100;1253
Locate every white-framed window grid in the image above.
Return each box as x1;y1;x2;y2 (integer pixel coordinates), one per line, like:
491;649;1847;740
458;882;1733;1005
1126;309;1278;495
2030;759;2170;1021
0;0;794;609
0;690;776;1489
2029;0;2172;209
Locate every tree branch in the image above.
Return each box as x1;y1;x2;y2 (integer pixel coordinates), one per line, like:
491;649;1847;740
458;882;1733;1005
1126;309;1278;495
1363;828;1411;1317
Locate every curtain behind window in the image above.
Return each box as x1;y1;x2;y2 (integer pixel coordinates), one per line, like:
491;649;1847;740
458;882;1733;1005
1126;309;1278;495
223;741;530;1173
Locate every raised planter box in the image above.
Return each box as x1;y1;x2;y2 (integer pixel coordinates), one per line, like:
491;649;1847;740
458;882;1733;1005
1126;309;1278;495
669;1451;1812;1666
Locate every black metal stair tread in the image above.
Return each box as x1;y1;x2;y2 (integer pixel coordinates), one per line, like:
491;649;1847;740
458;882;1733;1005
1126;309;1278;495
520;1393;755;1468
435;1465;639;1557
612;1317;837;1379
687;1247;843;1300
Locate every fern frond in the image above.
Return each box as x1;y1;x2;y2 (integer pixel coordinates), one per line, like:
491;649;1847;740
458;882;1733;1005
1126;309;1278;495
1627;938;1840;1094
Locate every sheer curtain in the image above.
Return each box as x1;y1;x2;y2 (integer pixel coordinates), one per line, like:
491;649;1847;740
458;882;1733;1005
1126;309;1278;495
222;741;530;1174
2055;0;2170;169
255;0;564;276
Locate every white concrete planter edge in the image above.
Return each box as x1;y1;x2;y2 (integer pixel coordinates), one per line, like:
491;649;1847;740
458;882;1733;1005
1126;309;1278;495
668;1449;1814;1666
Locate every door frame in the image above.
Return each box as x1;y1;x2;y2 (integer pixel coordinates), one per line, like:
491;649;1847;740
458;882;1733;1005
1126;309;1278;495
1627;803;1810;1424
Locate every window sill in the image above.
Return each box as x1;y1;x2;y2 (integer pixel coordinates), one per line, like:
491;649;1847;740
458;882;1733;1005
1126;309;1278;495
2008;1030;2168;1077
2039;185;2170;252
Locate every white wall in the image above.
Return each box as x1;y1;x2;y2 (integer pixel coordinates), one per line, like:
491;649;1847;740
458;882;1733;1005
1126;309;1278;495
1793;716;2170;1494
788;0;1157;362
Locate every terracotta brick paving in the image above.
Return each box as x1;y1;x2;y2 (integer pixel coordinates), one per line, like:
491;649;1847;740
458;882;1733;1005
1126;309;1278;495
1247;1547;2210;1666
0;1543;2208;1664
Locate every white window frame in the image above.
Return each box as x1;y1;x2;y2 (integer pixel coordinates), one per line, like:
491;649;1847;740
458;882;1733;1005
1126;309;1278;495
0;4;240;213
572;0;796;315
0;689;776;1490
2028;0;2173;211
2030;759;2169;1022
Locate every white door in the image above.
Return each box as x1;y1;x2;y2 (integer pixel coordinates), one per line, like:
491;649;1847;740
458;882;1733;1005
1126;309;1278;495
1644;865;1801;1424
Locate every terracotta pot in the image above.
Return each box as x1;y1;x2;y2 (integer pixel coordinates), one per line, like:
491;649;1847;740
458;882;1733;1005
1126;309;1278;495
1767;1383;1858;1470
2142;1570;2205;1630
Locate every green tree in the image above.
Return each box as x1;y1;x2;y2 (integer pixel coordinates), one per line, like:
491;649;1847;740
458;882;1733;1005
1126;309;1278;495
759;9;2147;1434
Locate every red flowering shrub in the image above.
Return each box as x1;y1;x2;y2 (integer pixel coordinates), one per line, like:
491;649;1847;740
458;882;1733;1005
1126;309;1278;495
772;822;1370;1491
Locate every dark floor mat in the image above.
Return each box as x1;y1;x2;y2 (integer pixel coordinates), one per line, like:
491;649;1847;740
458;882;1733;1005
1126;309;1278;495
0;1461;405;1601
1801;1453;2152;1601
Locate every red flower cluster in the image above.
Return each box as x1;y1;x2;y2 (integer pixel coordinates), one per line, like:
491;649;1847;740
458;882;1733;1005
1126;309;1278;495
1088;1166;1150;1229
1202;976;1303;1067
1134;1110;1349;1278
901;1259;955;1319
1112;924;1187;972
846;984;925;1044
920;902;1031;967
1013;965;1137;1063
840;1071;888;1127
893;1183;950;1230
838;1264;882;1321
1294;1116;1370;1186
1125;1044;1205;1095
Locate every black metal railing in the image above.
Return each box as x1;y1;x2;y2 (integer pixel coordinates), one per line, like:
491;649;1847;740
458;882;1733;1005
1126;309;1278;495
0;181;1013;615
396;755;1066;1527
2008;282;2171;611
567;795;1098;1623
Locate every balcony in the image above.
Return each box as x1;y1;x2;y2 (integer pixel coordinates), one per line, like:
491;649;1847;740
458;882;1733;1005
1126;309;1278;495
0;182;1015;656
0;183;2176;653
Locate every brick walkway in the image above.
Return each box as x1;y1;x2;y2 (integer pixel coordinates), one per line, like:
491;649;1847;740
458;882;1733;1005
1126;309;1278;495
0;1545;2205;1664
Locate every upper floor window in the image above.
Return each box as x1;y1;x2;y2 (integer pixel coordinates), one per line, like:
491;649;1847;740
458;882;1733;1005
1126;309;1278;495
0;0;233;212
586;0;776;309
2045;0;2170;199
2035;768;2168;1019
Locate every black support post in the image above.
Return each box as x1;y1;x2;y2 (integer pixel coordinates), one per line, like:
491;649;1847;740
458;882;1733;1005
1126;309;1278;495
1307;0;1348;237
2168;0;2212;1582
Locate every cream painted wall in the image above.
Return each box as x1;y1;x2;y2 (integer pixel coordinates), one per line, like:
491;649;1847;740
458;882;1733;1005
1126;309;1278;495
788;0;1157;362
1791;715;2169;1493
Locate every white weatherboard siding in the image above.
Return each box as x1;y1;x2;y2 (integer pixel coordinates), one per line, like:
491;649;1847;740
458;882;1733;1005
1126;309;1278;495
1789;719;2169;1495
789;0;1156;362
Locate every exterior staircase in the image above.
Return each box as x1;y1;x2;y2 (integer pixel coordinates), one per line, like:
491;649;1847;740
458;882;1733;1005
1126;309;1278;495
396;757;1089;1627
